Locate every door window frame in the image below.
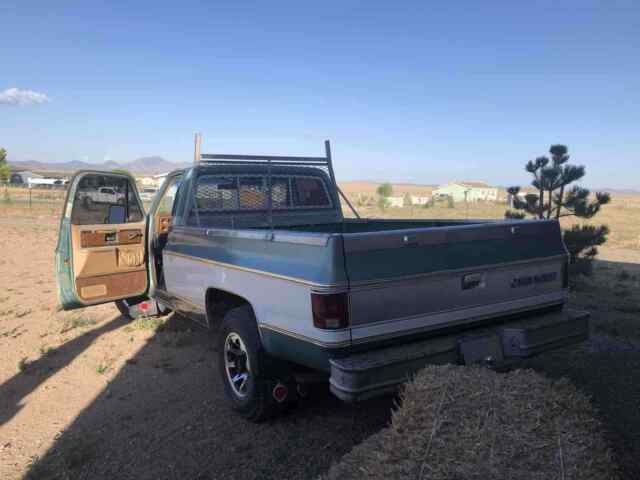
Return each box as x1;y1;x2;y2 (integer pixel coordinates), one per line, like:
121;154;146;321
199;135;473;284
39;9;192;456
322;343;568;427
65;171;145;226
154;174;183;217
147;171;184;293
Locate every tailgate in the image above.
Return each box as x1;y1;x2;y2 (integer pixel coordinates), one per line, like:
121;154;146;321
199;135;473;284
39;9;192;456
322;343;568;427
342;220;568;344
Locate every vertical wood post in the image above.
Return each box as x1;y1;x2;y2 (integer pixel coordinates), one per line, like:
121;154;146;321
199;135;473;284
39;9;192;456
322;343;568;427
194;132;202;164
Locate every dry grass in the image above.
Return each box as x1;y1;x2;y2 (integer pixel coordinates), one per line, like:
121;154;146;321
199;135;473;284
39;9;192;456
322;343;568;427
341;185;640;253
322;365;618;480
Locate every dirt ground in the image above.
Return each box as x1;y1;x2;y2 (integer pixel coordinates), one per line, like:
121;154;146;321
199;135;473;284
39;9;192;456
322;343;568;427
1;203;639;479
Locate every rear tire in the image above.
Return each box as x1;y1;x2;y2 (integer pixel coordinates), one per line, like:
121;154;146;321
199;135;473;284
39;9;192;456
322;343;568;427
218;305;286;422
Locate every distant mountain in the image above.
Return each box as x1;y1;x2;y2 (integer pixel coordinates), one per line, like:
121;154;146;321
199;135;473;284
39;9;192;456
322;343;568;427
9;157;189;175
126;156;182;173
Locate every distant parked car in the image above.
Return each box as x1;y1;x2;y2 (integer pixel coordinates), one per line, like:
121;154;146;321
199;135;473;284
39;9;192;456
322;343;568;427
78;186;125;206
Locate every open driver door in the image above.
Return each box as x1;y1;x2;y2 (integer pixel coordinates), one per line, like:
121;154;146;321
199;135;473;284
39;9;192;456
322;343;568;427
55;171;148;310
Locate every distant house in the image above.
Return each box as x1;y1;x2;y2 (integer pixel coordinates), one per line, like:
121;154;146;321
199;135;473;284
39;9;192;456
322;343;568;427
387;196;405;208
9;170;42;185
28;177;61;188
433;182;498;203
137;173;170;188
139;176;157;187
153;172;170;187
410;195;431;206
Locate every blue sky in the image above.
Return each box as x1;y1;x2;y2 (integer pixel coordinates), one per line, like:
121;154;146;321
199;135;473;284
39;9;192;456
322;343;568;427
1;1;639;187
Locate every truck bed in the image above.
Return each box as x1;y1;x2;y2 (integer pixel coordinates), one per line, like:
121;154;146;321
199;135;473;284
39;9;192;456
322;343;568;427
168;217;568;351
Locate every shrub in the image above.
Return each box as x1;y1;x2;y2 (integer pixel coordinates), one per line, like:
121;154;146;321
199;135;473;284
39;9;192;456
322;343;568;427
376;183;393;198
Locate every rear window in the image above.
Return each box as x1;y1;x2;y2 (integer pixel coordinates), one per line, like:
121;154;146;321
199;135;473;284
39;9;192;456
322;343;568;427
187;174;331;225
292;177;330;207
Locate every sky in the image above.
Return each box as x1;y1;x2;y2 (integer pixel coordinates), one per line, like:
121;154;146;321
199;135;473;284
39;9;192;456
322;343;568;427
1;1;639;188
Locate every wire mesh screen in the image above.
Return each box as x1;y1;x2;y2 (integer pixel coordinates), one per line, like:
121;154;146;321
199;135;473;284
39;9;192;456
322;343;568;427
194;174;332;211
196;176;239;210
188;157;341;229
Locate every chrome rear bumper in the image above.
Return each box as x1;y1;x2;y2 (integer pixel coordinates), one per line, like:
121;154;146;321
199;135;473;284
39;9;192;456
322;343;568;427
329;308;589;402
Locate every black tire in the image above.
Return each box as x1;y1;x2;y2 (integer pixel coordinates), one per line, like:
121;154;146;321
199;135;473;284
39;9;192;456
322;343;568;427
218;305;283;422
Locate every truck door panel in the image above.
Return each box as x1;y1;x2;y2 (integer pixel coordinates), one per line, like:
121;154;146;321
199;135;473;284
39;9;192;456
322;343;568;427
55;172;149;310
70;222;147;302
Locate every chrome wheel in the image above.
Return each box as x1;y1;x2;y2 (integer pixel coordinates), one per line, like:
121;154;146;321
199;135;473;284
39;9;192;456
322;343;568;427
224;332;251;398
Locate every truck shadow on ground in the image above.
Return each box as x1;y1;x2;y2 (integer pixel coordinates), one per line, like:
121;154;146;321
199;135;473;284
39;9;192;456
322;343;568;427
22;313;396;480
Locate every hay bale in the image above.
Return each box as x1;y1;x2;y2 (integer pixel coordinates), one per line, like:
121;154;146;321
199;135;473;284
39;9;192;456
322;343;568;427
323;365;618;480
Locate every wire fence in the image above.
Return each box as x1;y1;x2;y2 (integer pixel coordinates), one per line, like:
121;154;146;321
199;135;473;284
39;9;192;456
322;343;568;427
0;184;159;219
2;184;67;207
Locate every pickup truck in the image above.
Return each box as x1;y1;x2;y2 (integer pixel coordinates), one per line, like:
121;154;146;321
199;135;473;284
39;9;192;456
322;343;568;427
77;186;126;206
55;141;589;421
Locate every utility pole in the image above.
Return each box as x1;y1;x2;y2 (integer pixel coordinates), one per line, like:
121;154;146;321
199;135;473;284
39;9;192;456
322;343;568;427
193;132;202;164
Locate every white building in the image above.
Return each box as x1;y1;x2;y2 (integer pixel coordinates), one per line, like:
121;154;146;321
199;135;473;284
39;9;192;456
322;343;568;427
27;177;63;188
410;195;431;206
9;170;42;185
153;172;171;188
387;196;405;208
138;172;171;188
139;176;157;187
433;182;498;203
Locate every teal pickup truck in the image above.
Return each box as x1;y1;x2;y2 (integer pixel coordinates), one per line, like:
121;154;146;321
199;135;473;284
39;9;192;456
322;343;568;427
55;141;589;421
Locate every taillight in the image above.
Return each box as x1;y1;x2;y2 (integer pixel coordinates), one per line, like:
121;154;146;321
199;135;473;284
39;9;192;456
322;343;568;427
562;258;569;288
311;292;350;330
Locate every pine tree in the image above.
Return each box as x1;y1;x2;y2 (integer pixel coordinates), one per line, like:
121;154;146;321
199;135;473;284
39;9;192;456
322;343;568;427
376;182;393;211
506;145;611;270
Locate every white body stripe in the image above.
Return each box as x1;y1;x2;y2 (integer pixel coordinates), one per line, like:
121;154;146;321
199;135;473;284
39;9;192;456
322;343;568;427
162;252;350;346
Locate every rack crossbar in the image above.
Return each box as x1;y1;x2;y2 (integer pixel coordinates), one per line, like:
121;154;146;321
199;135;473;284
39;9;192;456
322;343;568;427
200;153;328;163
200;159;329;167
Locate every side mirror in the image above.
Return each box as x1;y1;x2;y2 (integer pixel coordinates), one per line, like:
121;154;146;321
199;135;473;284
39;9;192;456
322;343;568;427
107;204;126;224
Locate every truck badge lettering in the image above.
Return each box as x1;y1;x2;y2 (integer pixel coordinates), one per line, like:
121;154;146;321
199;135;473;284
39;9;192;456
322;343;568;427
510;272;557;288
